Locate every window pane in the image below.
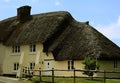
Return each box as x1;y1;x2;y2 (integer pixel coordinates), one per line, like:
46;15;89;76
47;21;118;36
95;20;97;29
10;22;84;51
71;61;74;69
30;44;36;52
14;63;19;70
15;46;17;53
33;45;36;52
12;46;14;53
30;45;32;52
14;64;16;70
68;61;70;70
17;63;19;70
30;62;35;69
30;63;32;69
114;60;117;68
12;46;20;53
18;46;20;53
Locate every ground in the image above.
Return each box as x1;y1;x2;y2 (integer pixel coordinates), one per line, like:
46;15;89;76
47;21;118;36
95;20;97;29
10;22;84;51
0;76;21;83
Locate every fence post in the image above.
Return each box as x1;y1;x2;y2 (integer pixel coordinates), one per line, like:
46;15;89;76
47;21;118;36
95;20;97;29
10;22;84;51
52;68;54;83
27;67;30;77
39;68;42;82
22;67;24;78
104;70;106;83
25;67;27;78
28;67;31;79
24;67;26;77
74;69;76;83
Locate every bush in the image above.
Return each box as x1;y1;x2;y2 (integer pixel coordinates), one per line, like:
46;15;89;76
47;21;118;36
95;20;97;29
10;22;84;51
83;57;100;77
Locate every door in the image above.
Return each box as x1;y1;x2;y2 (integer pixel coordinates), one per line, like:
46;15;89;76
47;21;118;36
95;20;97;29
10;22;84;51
44;61;52;75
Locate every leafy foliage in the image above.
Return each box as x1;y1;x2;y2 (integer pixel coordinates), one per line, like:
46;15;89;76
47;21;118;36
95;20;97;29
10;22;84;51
83;57;100;77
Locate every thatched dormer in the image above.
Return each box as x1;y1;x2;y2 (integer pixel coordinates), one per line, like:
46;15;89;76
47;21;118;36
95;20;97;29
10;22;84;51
0;6;120;60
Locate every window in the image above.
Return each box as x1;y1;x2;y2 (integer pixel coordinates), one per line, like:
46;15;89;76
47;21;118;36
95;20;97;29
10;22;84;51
13;62;19;71
68;61;70;70
48;62;50;68
68;60;74;70
12;46;20;53
71;60;74;69
114;59;118;68
30;62;35;70
30;44;36;52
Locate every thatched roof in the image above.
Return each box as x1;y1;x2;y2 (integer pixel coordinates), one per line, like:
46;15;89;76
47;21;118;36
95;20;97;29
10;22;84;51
0;6;120;60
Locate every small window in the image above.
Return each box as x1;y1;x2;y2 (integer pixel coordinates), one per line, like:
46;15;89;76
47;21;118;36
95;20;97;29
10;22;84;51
114;59;117;68
48;62;50;68
13;62;19;71
68;60;74;70
68;61;70;70
12;46;20;53
30;44;36;52
30;62;35;70
71;60;74;69
48;62;49;65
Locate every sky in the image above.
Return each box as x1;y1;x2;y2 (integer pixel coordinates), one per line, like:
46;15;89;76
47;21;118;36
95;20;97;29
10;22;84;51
0;0;120;47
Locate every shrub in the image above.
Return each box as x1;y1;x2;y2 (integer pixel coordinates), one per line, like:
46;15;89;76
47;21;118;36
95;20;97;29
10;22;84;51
83;57;100;77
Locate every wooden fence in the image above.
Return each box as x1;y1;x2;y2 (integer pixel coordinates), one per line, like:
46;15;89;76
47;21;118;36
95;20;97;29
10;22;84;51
21;67;120;83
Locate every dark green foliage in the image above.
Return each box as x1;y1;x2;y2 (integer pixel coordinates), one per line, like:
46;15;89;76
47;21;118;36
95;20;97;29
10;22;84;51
83;57;100;77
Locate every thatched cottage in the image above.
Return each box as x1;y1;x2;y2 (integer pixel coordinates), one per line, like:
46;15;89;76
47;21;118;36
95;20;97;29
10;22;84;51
0;5;120;77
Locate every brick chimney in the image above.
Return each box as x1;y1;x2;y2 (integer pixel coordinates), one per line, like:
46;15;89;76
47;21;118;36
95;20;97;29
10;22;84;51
17;5;32;23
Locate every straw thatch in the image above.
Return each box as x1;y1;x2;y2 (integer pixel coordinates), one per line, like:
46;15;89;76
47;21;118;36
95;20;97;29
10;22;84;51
0;10;120;60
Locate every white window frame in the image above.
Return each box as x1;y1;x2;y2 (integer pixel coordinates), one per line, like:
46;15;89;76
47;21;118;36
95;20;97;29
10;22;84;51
12;46;20;53
13;62;19;71
68;60;74;70
30;44;36;53
30;62;35;70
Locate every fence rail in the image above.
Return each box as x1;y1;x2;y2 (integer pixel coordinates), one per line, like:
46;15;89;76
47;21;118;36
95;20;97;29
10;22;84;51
21;67;120;83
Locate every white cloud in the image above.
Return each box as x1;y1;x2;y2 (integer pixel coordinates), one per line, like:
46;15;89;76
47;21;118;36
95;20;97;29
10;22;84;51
55;0;61;6
96;16;120;40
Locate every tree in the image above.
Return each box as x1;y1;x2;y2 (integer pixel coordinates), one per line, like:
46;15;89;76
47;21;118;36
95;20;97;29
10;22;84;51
82;57;100;79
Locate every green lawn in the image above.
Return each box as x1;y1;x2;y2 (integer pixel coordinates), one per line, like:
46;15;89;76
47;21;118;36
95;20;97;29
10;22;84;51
22;77;120;83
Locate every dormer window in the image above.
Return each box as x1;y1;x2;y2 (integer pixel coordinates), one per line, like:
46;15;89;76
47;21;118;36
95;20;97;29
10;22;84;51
30;44;36;52
12;46;20;53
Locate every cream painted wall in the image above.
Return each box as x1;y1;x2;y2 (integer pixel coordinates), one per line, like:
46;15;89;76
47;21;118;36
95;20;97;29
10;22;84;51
52;60;85;76
0;43;5;75
1;42;86;76
3;43;44;75
97;60;120;77
98;60;120;71
3;46;21;74
43;52;120;77
43;52;85;76
2;43;120;77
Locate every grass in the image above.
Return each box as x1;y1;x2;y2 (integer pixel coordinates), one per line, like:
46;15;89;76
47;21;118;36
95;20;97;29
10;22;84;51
107;79;120;83
21;77;120;83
